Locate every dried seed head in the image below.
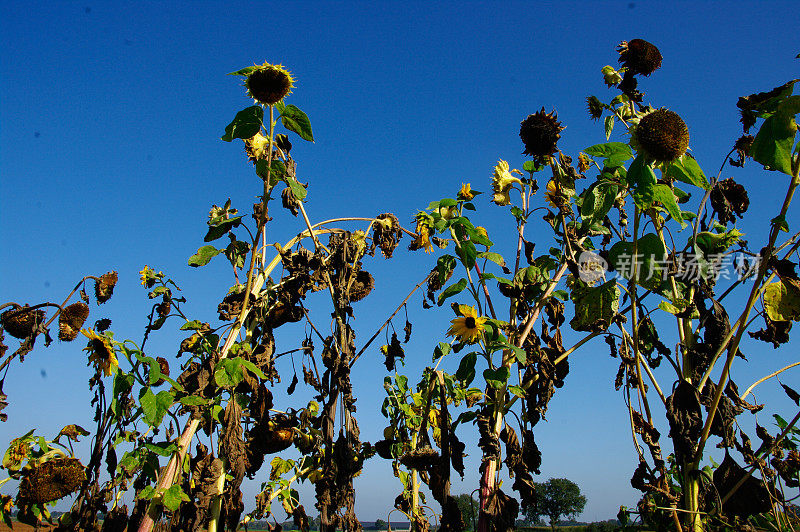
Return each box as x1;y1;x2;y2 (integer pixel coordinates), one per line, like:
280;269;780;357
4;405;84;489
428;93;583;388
349;270;374;302
94;271;118;304
373;213;403;258
631;109;689;164
520;108;564;163
710;178;750;225
58;302;90;342
399;447;440;470
18;458;85;504
618;39;662;76
1;305;45;339
586;96;604;120
245;63;295;105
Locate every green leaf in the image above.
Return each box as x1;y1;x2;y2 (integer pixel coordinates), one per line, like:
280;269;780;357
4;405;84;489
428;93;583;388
279;104;314;142
483;367;510;389
584;142;633;167
509;345;527;365
652;184;686;228
580;182;618;227
139;388;173;427
221;106;264;142
477;251;505;268
228;65;258;77
433;342;452;361
145;442;178;457
763;281;800;322
204;215;243;242
214;358;245;388
162;484;190;511
751;96;800;175
772;214;790;232
608;234;668;290
438;278;467;306
523;160;545;173
456;352;478;386
188;245;221;267
604;115;615;140
285;175;307;201
508;385;526;399
179;395;211;406
665;154;711;190
570;280;620;332
224;240;251;269
456;241;478;269
180;320;204;330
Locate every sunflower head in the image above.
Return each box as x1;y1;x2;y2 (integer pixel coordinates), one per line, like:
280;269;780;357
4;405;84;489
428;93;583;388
81;328;118;377
446;305;487;344
349;270;375;302
630;109;689;164
618;39;662;77
18;458;85;504
586;96;604;120
1;305;45;339
58;302;89;342
520;108;564;163
458;183;477;201
373;213;403;258
245;63;295;105
244;132;271;163
94;271;118;304
491;160;523;206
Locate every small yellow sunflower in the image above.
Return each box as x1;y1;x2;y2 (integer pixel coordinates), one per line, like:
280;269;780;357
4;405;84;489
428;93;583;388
244;132;270;163
81;329;118;377
447;305;487;344
458;183;476;201
491;160;523;206
418;224;433;253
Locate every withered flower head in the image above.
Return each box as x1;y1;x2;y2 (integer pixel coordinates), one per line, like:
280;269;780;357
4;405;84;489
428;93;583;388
150;356;170;387
730;135;754;167
58;302;89;342
349;270;374;302
630;108;689;164
81;328;118;377
586;96;604;120
710;177;749;225
245;62;295;105
244;132;270;163
1;305;45;339
618;39;662;76
544;179;570;212
281;186;301;216
399;447;440;471
578;152;591;173
520;108;564;163
18;458;85;504
373;213;403;258
94;271;118;304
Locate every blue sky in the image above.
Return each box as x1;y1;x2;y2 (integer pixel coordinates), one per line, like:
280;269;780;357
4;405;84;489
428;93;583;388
2;0;799;523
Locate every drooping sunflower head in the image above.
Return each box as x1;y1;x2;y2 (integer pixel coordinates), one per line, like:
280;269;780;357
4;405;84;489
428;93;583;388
18;458;85;504
81;328;118;377
58;302;90;342
409;214;434;253
94;271;118;304
491;160;523;206
630;108;689;164
519;108;564;163
349;270;375;302
245;62;295;105
586;96;604;121
446;305;487;344
618;39;662;77
1;305;45;339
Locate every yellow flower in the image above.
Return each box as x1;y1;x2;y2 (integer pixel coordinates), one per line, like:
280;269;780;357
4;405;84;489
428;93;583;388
244;132;270;163
139;265;152;287
491;160;523;206
418;224;433;253
81;329;118;377
447;305;487;344
458;183;476;201
545;180;559;209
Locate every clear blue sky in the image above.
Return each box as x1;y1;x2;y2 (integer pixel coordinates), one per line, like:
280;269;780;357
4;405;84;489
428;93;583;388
1;0;799;523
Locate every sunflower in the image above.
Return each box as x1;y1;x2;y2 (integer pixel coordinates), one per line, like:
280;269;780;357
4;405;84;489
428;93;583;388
458;183;477;201
491;160;523;206
81;329;118;377
630;108;689;164
244;132;271;163
245;62;295;105
447;305;487;344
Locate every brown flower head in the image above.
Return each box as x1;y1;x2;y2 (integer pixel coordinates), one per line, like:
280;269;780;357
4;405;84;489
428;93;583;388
630;109;689;164
349;270;374;302
710;178;749;225
729;135;754;167
1;305;45;339
373;213;403;258
245;63;295;105
58;302;89;342
94;271;118;304
520;108;564;163
18;458;85;504
618;39;662;76
399;447;440;471
586;96;603;120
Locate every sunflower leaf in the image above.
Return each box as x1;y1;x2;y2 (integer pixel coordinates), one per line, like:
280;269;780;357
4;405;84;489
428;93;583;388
280;104;314;142
438;278;467;306
221;106;264;142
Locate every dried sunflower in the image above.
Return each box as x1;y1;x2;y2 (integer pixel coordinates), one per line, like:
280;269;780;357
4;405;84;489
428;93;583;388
94;271;118;304
58;302;89;342
409;218;434;253
586;96;604;120
618;39;662;76
18;458;85;504
245;62;295;105
630;109;689;164
520;108;564;163
244;132;270;163
349;270;374;302
81;328;118;377
710;177;749;224
1;305;45;339
373;213;403;258
447;305;487;344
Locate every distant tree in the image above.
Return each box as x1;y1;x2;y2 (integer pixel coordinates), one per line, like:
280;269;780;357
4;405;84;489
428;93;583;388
453;493;479;530
525;478;587;531
374;518;388;530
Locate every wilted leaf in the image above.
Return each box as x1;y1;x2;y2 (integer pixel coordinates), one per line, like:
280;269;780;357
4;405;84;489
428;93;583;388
570;280;619;332
763;281;800;322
